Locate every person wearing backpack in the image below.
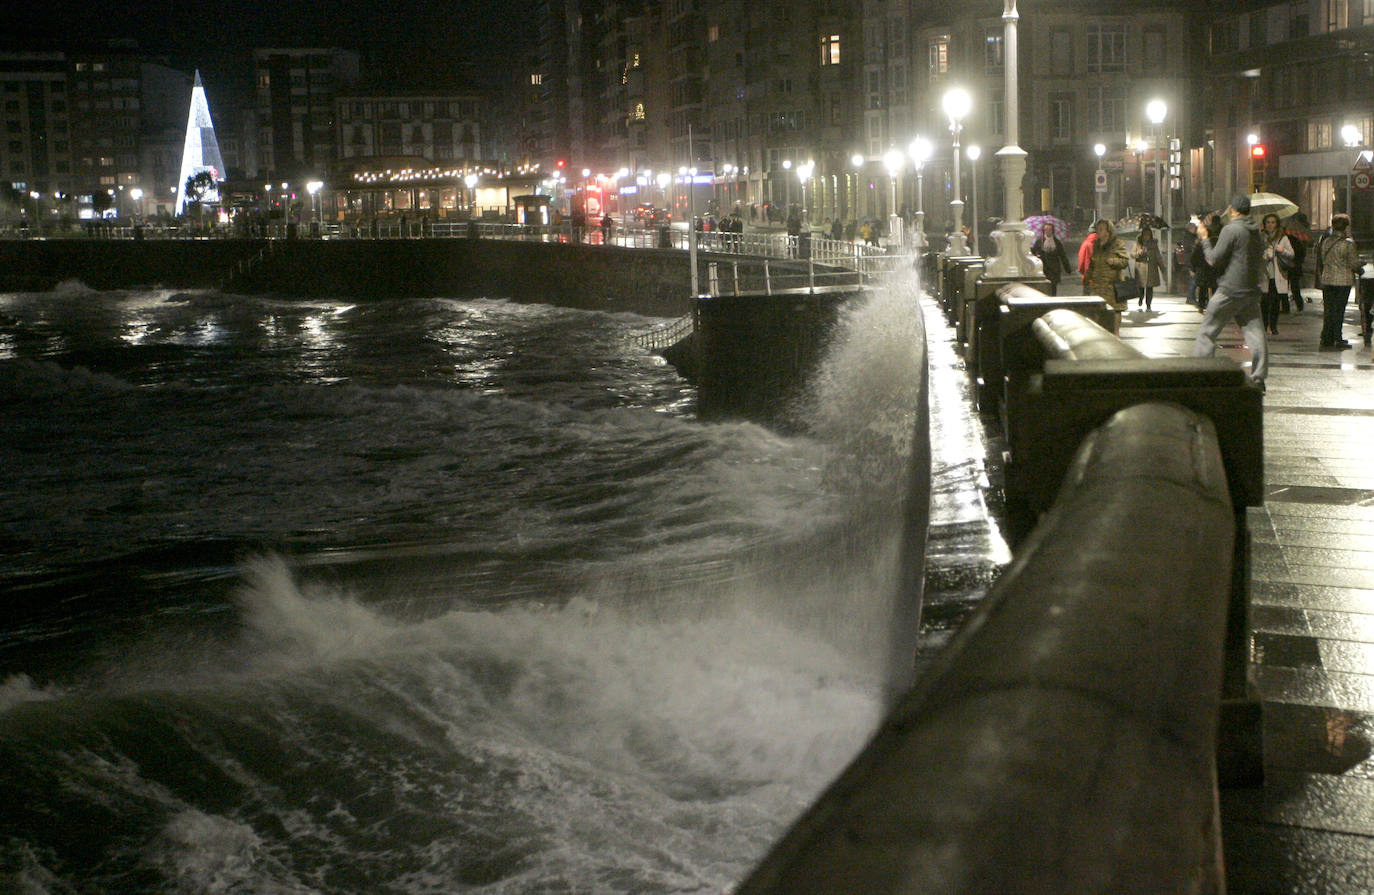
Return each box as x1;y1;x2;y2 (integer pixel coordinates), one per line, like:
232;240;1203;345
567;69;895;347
1315;213;1362;349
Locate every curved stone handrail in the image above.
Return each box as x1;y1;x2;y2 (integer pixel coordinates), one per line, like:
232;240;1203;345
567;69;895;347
1031;307;1146;361
736;401;1233;895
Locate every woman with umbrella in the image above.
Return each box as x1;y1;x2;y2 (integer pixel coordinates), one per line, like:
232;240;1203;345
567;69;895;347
1030;220;1072;295
1260;213;1295;335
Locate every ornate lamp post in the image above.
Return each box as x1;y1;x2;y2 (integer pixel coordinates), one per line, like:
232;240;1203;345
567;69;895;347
883;148;904;245
943;87;971;254
306;180;323;233
850;153;865;222
908;136;932;251
1093;142;1106;224
967;144;982;256
797;159;814;224
986;0;1041;278
1146;100;1166;216
464;172;478;216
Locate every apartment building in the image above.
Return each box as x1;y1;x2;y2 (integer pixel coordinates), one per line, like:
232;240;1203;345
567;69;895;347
1205;0;1374;230
253;48;361;181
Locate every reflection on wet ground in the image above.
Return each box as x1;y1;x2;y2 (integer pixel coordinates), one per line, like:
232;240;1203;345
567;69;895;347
1113;289;1374;894
915;294;1010;670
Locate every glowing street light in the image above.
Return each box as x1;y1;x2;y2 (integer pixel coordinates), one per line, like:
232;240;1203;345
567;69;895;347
796;159;814;222
306;180;323;230
943;87;972;254
464;172;479;214
908;136;932;249
850;153;865;220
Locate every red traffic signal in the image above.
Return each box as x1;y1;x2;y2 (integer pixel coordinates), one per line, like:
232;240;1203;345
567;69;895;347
556;159;566;168
1250;144;1267;159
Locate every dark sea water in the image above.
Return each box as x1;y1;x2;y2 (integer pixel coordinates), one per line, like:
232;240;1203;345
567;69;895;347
0;278;940;893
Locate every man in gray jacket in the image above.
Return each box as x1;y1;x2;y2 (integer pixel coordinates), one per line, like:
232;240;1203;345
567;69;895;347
1194;194;1268;391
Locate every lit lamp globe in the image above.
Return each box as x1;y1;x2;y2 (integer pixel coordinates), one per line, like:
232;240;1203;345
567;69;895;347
1342;124;1362;147
941;87;972;253
907;137;932;247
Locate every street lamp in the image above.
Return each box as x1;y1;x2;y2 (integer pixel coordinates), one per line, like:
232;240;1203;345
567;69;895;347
851;153;865;221
908;136;932;250
1146;99;1166;221
966;144;982;256
986;0;1040;278
797;160;814;223
1093;142;1107;224
464;172;478;215
883;148;904;245
943;87;972;254
306;180;323;233
782;159;793;214
130;187;143;221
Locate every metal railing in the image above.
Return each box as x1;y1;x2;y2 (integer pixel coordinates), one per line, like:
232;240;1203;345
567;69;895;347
628;313;695;351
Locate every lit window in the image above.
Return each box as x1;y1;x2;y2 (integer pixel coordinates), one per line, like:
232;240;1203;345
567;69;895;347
632;103;645;120
709;24;719;42
530;73;543;85
929;36;950;77
1086;24;1126;73
820;33;841;65
985;30;1004;71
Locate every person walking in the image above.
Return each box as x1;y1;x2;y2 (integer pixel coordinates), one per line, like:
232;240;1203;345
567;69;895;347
1315;213;1361;349
1190;212;1221;314
1259;213;1294;336
1284;212;1311;312
1131;224;1164;311
1084;218;1131;333
1031;222;1072;296
1194;195;1267;391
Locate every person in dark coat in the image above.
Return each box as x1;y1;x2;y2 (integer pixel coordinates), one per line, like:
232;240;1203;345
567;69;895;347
1190;212;1221;314
1284;212;1310;312
1030;223;1072;295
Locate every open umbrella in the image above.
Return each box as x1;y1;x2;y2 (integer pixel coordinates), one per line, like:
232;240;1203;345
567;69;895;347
1023;213;1069;239
1249;192;1299;221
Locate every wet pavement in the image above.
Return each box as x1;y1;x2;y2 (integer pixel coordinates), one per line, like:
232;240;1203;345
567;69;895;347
921;281;1374;891
1099;287;1374;893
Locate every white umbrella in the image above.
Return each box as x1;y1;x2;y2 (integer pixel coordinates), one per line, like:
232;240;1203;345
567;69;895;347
1248;192;1299;221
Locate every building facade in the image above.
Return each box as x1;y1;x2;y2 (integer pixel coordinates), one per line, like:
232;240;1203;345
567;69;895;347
253;48;361;181
1205;0;1374;231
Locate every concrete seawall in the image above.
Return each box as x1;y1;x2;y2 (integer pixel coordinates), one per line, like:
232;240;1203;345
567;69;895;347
0;238;695;318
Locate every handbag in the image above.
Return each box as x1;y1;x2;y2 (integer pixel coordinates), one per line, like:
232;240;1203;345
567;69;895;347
1114;276;1140;303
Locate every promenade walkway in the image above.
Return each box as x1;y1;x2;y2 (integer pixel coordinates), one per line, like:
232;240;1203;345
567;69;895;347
1111;289;1374;893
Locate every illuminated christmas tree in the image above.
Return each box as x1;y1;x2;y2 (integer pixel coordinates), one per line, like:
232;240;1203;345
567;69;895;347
174;71;226;216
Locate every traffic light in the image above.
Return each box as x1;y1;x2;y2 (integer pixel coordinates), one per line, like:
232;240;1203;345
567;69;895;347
1250;144;1268;192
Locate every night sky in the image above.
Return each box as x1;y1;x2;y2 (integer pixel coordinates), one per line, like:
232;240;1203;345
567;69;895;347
1;0;524;107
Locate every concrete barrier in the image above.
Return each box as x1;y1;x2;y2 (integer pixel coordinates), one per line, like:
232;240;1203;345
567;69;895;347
975;285;1115;412
736;401;1234;895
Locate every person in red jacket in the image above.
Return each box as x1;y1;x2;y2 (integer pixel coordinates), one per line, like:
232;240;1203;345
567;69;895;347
1077;229;1098;287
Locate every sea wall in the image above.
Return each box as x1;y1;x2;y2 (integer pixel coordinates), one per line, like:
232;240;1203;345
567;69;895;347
0;238;695;317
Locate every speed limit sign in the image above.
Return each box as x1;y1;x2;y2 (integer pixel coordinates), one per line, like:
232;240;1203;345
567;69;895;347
1355;170;1373;191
